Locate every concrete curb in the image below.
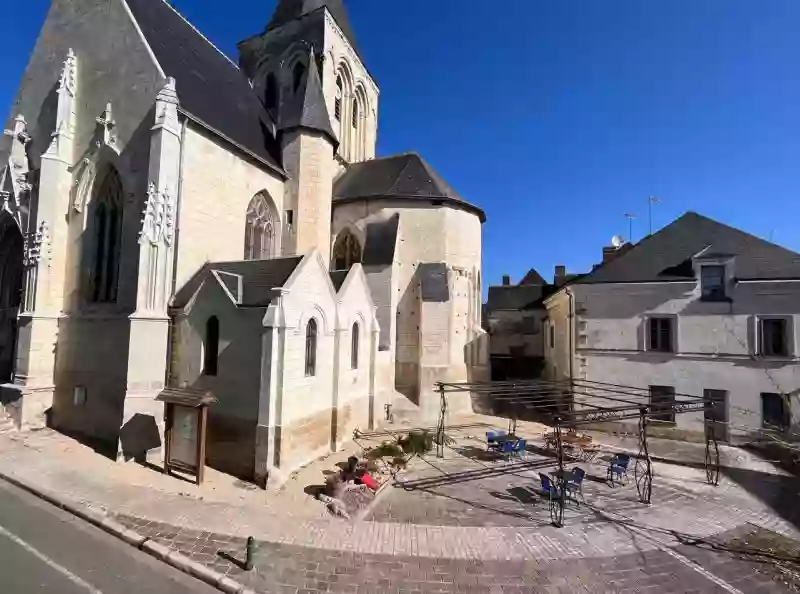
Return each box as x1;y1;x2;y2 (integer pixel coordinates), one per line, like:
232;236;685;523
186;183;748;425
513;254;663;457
0;470;257;594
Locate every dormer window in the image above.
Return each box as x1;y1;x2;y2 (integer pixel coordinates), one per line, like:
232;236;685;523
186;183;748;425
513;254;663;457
700;265;726;301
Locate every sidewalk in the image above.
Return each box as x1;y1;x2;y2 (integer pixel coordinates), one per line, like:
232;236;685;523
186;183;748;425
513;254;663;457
0;420;796;563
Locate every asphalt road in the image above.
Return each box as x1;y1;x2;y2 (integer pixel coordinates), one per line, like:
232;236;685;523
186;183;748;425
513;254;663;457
0;479;220;594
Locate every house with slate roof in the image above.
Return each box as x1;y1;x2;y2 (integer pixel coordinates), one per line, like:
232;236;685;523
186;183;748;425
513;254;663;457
0;0;488;484
544;212;800;441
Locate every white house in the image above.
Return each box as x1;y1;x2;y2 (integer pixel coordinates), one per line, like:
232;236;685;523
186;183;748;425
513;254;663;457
544;212;800;441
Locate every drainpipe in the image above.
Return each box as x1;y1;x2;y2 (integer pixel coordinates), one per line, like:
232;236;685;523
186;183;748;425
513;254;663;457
566;287;575;382
566;287;576;412
164;116;188;388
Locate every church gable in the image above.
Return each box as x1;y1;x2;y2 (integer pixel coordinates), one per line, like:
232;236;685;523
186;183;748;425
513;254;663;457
3;0;164;162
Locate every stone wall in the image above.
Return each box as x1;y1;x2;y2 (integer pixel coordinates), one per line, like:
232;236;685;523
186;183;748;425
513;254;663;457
277;406;333;472
171;276;267;478
280;131;334;264
175;125;286;289
331;201;484;413
322;12;379;163
545;280;800;438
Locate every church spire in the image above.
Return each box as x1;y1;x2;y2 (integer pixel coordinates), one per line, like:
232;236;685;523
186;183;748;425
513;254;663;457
267;0;359;54
278;47;338;147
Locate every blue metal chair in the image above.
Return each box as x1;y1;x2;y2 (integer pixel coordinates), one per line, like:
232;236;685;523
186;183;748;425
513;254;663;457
513;439;527;458
607;454;630;485
565;467;586;505
498;439;516;460
486;430;507;451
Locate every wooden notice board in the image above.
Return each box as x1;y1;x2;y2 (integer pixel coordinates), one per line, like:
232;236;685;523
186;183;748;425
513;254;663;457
156;387;216;485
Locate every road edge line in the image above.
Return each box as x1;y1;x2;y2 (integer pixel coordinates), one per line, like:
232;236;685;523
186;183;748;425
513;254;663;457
0;470;256;594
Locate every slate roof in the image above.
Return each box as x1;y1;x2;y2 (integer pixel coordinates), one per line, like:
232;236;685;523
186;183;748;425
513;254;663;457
267;0;360;57
125;0;283;173
278;49;337;145
172;257;303;308
519;268;546;285
575;212;800;284
362;214;400;266
333;153;486;222
486;285;545;311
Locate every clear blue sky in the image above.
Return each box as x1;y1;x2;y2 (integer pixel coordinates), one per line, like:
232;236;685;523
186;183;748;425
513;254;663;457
4;0;800;288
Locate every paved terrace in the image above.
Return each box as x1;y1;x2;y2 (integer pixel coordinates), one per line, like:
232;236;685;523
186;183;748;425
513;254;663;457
0;414;797;593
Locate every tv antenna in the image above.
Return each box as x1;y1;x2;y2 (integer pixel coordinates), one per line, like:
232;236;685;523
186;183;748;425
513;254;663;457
624;213;636;243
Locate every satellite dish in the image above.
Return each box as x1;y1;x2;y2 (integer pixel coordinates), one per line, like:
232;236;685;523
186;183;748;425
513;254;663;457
611;235;623;248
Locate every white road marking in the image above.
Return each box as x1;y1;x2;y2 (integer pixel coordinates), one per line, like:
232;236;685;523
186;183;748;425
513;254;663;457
0;523;104;594
657;543;746;594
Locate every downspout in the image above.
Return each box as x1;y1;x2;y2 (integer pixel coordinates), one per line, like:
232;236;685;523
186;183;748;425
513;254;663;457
566;287;576;412
164;116;187;388
566;287;575;383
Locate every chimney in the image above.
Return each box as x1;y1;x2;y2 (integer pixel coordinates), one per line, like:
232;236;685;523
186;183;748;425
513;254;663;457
502;275;511;286
602;246;620;263
554;265;567;287
602;243;633;265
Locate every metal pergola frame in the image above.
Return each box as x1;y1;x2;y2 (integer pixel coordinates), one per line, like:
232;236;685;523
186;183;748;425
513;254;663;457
435;378;722;527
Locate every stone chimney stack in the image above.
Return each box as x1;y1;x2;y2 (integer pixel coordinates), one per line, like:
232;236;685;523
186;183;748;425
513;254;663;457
554;265;566;286
502;275;511;286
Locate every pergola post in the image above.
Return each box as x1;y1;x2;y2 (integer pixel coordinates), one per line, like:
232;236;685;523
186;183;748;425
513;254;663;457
551;416;565;527
436;383;447;458
634;406;653;504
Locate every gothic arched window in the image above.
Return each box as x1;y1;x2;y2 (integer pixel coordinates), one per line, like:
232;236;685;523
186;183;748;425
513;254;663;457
204;316;219;376
332;230;361;271
292;61;306;93
90;167;123;303
265;72;278;112
334;75;343;122
351;322;359;369
244;193;278;260
305;318;317;377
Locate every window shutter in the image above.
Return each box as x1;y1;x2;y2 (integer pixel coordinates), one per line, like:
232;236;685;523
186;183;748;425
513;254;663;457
748;315;758;355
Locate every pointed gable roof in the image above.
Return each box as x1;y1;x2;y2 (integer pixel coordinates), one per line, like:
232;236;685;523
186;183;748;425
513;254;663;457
333;153;486;222
278;49;338;145
124;0;283;173
173;257;304;309
575;212;800;284
519;268;546;285
268;0;360;56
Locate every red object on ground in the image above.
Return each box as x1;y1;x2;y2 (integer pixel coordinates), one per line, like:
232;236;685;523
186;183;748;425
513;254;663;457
360;472;378;491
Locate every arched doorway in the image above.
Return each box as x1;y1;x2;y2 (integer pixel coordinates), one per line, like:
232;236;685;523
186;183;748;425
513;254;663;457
0;216;23;383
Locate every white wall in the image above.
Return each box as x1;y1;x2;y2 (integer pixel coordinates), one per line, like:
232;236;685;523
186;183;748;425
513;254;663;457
548;280;800;437
323;13;379;162
176;125;286;288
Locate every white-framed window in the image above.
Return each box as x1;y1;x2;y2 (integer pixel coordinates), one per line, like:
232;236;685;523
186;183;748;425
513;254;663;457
700;264;727;301
305;318;318;377
351;322;359;369
758;316;792;357
647;316;675;353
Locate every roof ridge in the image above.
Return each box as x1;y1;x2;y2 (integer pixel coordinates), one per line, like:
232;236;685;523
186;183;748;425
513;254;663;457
386;154;416;196
157;0;239;70
687;211;800;256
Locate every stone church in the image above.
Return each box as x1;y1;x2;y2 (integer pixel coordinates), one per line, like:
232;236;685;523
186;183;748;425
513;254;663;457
0;0;488;484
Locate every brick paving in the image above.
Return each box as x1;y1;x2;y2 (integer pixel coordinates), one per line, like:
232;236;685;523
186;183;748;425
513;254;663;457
118;515;796;593
2;422;800;592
